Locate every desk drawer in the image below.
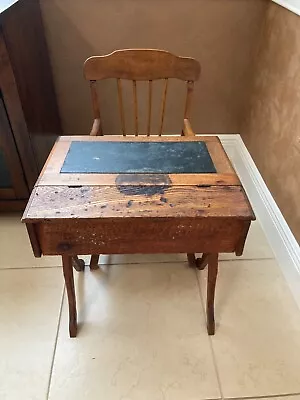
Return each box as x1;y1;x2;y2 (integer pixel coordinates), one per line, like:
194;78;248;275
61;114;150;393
35;218;249;256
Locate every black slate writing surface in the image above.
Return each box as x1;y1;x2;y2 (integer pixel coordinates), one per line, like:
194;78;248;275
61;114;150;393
60;141;216;174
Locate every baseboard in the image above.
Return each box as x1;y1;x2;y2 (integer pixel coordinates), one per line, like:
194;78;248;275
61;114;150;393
218;134;300;309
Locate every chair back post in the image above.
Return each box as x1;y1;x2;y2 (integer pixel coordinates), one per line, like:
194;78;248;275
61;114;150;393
83;49;201;136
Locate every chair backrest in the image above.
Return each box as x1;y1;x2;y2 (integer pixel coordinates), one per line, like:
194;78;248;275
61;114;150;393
83;49;201;136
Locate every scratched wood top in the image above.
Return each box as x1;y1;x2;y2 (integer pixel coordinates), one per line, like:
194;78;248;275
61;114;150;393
22;185;255;222
22;135;255;222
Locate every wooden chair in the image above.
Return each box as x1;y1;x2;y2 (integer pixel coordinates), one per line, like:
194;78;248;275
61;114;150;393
80;48;201;270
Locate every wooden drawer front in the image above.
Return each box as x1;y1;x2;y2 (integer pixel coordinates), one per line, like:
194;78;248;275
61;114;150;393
36;218;247;255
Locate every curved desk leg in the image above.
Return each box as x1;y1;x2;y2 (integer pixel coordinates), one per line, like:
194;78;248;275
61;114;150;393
206;253;219;335
62;255;77;338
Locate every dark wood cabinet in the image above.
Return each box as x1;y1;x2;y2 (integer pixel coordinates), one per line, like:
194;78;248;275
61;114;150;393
0;0;61;211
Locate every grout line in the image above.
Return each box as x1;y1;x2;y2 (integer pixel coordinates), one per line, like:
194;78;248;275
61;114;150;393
86;257;275;267
224;393;300;400
217;257;275;263
194;268;224;400
46;286;65;400
0;257;275;272
0;265;62;271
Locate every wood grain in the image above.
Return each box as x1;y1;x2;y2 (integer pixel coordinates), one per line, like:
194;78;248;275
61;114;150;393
38;173;239;187
35;218;246;256
84;49;200;81
22;185;254;221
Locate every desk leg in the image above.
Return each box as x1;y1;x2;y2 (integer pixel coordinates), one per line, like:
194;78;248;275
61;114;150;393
62;255;77;338
90;254;100;270
206;253;218;335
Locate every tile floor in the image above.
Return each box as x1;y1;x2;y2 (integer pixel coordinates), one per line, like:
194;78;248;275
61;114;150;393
1;213;300;400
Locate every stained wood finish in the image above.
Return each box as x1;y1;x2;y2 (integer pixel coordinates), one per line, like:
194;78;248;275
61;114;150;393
196;253;209;270
0;93;28;199
84;49;200;136
90;254;100;270
23;185;253;221
132;80;138;135
32;218;246;256
235;220;251;256
23;134;255;337
25;223;41;257
184;81;194;119
0;0;61;209
187;253;196;267
159;78;168;135
147;80;152;135
36;135;239;187
62;255;77;337
1;0;61;136
84;49;200;81
0;32;37;190
72;256;85;272
206;253;219;335
117;79;126;136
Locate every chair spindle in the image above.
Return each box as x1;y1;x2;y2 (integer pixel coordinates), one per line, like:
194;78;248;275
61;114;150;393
159;78;168;135
147;80;152;136
132;80;138;136
117;79;126;136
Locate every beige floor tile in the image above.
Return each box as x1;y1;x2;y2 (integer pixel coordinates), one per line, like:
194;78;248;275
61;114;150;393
0;268;64;400
49;263;220;400
0;213;61;269
197;259;300;398
80;220;274;267
250;397;300;400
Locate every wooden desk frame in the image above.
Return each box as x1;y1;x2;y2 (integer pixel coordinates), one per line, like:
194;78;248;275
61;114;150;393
22;135;255;337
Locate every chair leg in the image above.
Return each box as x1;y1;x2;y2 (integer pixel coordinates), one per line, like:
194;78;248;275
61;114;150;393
62;255;77;338
187;253;196;267
196;253;209;270
90;254;100;270
206;253;219;335
72;256;85;272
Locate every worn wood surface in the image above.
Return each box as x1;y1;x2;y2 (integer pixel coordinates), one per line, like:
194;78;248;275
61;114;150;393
23;133;255;337
34;218;246;256
23;185;253;221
